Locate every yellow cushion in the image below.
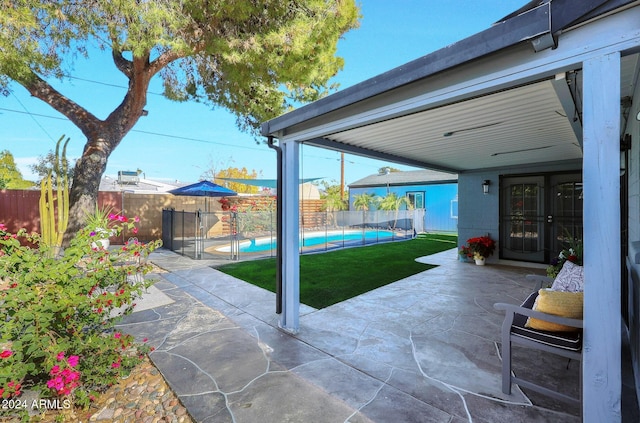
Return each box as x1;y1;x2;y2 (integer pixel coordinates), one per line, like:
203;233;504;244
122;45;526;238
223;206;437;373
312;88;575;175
525;289;583;332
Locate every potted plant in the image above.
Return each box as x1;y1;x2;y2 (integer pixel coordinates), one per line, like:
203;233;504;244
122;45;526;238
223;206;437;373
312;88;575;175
460;235;496;265
547;237;583;278
84;205;115;249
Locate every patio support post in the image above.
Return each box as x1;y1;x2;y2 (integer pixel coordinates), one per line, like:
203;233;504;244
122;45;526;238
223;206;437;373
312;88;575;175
582;52;621;422
279;138;300;333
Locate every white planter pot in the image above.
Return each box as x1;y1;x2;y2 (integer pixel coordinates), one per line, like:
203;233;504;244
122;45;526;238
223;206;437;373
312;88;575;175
474;257;485;266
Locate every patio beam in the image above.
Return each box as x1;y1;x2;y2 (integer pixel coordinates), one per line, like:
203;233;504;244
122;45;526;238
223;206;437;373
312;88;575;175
582;51;621;422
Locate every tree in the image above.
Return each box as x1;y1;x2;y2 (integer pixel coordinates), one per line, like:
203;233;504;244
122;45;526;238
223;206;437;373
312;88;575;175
352;192;377;230
352;192;377;211
1;1;360;243
378;192;411;230
320;181;347;212
29;147;76;183
0;150;34;189
214;167;260;194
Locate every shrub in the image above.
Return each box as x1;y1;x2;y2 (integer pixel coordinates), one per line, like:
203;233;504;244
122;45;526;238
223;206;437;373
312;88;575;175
0;214;161;411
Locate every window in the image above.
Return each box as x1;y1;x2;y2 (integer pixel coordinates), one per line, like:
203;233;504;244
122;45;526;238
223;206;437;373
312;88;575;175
406;191;425;209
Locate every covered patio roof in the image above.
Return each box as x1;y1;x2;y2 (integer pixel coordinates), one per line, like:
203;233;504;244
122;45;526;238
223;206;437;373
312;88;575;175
262;0;639;173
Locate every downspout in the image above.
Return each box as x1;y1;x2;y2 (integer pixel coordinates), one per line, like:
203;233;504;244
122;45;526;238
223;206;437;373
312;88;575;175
267;136;283;314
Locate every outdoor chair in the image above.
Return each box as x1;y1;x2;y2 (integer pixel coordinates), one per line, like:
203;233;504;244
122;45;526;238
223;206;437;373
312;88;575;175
494;273;583;407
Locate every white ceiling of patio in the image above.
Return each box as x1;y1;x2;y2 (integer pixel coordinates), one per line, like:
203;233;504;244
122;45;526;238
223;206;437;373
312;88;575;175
303;53;639;173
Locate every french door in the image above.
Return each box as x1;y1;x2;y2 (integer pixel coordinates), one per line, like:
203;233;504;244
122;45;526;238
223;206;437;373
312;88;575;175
500;173;582;263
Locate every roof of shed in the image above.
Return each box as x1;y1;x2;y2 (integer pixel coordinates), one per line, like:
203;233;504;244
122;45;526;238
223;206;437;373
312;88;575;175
349;169;457;188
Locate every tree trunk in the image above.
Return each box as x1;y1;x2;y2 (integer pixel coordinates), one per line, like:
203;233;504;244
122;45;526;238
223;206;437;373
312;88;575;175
63;132;118;247
18;55;159;247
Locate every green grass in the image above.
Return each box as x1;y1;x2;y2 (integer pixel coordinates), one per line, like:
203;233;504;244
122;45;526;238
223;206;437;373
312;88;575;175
216;233;457;309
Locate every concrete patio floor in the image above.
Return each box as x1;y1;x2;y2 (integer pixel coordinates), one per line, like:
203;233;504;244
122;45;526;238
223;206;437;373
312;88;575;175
117;247;624;422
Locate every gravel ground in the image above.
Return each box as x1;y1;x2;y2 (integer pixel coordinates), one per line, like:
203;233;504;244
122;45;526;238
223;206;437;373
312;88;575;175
1;357;193;423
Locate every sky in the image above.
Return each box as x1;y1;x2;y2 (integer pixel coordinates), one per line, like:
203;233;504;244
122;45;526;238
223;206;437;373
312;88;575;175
0;1;524;187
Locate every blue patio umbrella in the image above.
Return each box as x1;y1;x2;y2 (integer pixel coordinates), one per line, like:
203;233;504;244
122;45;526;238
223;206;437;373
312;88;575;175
169;180;237;197
169;180;237;212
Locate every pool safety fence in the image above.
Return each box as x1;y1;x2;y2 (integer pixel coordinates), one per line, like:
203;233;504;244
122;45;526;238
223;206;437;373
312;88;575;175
162;208;427;260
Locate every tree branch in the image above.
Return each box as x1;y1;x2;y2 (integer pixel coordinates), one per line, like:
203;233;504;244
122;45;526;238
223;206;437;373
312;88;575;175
111;49;132;77
148;49;186;76
21;71;102;137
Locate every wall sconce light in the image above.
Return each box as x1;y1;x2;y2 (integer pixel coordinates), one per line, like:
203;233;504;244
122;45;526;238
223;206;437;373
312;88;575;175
482;180;490;195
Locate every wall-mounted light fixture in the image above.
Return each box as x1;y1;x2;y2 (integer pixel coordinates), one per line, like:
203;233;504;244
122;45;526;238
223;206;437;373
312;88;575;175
482;180;490;195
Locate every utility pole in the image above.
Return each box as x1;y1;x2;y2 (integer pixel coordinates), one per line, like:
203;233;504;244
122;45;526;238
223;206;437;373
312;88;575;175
340;152;345;200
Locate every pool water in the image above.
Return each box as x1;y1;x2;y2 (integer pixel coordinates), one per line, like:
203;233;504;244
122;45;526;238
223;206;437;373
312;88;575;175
217;229;398;253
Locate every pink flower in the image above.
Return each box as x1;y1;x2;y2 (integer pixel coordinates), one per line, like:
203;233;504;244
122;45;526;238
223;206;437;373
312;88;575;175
0;350;12;359
50;365;60;375
134;216;140;223
56;352;65;361
67;355;79;367
111;361;121;368
67;371;80;382
114;332;121;339
132;227;139;234
47;376;64;390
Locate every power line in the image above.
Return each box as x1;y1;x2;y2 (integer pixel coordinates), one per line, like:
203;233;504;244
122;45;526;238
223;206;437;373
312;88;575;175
0;106;263;150
63;75;164;96
0;106;383;169
9;94;56;142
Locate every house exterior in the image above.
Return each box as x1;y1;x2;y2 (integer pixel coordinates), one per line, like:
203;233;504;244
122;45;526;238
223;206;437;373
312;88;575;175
260;1;640;420
348;169;458;233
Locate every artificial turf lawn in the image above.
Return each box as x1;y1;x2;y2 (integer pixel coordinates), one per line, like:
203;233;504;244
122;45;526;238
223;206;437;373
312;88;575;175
216;233;458;309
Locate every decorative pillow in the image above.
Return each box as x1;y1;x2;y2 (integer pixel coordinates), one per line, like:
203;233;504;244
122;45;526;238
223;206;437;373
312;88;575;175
525;289;583;332
550;260;584;292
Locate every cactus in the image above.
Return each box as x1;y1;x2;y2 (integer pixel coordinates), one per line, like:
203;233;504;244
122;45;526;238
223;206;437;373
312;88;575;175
39;135;70;254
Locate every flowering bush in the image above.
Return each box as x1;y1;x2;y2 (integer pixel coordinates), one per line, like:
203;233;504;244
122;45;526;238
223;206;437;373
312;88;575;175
547;238;583;278
47;352;81;396
0;213;161;411
459;235;496;259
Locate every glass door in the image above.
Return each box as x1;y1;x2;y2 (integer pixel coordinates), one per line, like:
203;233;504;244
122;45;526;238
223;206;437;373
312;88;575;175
548;174;583;259
500;173;582;263
500;176;545;262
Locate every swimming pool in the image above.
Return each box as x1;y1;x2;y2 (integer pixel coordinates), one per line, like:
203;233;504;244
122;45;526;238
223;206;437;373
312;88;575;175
216;229;400;253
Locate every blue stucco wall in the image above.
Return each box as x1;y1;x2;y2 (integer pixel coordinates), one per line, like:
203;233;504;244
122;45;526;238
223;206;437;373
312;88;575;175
349;183;458;233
